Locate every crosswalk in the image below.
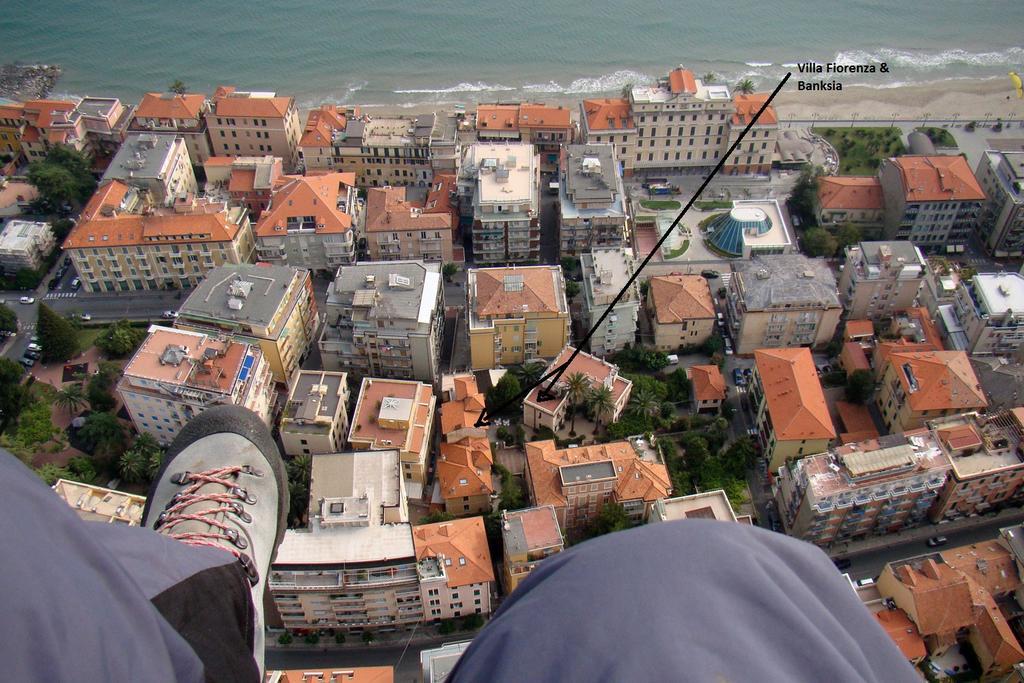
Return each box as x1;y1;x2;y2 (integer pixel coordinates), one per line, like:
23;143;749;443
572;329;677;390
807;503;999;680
719;273;733;287
43;292;78;300
20;322;36;332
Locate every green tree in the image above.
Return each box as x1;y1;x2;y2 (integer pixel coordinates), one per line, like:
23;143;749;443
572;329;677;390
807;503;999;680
362;631;375;644
702;72;717;83
485;373;521;416
118;446;147;484
50;218;75;241
169;80;187;95
66;455;98;484
14;268;42;290
564;371;591;435
36;463;74;485
665;368;691;403
565;280;581;299
38;303;78;362
421;510;456;524
442;262;459;282
584;502;632;538
26;145;96;206
0;304;16;335
587;385;616;433
287;454;312;527
788;164;823;227
835;223;862;252
494;463;525;510
735;78;755;94
54;382;87;416
79;411;126;460
120;432;163;483
512;361;546;387
461;614;484;630
277;632;293;645
2;400;59;464
86;363;120;412
96;320;146;357
700;335;725;356
845;369;875;404
627;387;661;421
0;357;27;429
681;433;711;470
802;227;838;257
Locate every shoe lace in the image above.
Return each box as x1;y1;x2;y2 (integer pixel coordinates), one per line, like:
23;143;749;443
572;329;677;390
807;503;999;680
156;466;260;583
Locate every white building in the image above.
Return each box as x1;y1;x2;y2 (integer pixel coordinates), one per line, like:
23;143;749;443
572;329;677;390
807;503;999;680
0;219;54;272
101;133;197;206
580;247;639;356
943;272;1024;356
975;150;1024;257
558;144;628;256
838;241;927;320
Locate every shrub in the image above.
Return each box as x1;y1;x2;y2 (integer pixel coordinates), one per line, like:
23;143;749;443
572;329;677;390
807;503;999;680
361;631;376;644
304;632;320;645
461;614;485;630
277;632;293;645
334;631;346;644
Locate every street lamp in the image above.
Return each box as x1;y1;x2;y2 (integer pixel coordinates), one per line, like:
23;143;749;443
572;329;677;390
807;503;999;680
850;112;859;128
922;112;931;128
984;112;993;126
890;111;898;128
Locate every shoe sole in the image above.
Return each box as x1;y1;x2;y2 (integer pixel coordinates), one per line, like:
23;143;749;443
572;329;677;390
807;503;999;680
143;405;290;564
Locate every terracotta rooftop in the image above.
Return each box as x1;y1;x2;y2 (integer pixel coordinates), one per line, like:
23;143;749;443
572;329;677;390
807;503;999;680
64;209;242;249
502;506;563;554
731;93;778;126
22;99;77;129
755;348;836;441
437;437;494;501
524;346;630;413
134;92;206;120
423;174;457;216
874;609;927;661
80;180;132;221
525;440;670;510
841;342;871;375
476;104;519;132
439;376;485;435
269;667;394;683
413;517;495;588
212;87;293;118
648;275;715;324
364;187;451;233
940;542;1021;599
123;325;249;394
689;365;726;403
582;98;634;132
844;319;875;341
299;104;349;147
890;557;974;636
348;378;433;456
518;103;571;129
889;155;985;203
471;266;566;317
668;68;698;94
835;399;879;444
887;351;987;413
254;173;356;237
818;176;884;211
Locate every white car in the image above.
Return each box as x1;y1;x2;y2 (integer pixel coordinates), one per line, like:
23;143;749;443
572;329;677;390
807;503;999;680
19;296;35;305
79;313;92;321
162;310;179;319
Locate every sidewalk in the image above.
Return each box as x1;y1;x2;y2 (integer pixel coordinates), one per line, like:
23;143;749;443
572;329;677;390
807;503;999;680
829;507;1024;559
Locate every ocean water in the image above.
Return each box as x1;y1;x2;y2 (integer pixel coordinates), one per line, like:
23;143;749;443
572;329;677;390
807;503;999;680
2;0;1022;107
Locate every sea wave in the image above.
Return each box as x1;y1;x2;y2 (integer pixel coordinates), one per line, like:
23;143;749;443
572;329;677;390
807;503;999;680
393;81;515;94
835;46;1024;69
744;62;773;67
523;69;653;94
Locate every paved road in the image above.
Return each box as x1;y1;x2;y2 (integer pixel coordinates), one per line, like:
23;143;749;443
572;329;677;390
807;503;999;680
538;176;559;265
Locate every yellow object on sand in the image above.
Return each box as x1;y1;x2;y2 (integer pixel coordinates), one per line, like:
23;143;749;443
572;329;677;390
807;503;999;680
1010;72;1023;98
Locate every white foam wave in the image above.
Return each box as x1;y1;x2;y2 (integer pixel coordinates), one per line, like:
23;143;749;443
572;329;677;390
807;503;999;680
745;62;773;67
835;46;1024;69
522;69;653;94
393;81;515;94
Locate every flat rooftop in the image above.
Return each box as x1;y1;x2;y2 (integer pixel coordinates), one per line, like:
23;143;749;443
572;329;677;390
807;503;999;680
122;325;250;394
735;200;792;252
972;272;1024;316
558;460;617;485
934;410;1024;478
502;506;562;554
734;254;840;311
362;117;420;146
349;378;433;454
467;143;536;204
0;220;50;251
328;261;441;326
179;264;303;331
51;479;145;525
657;490;737;522
563;144;618;203
282;371;346;428
102;133;181;182
582;248;638;307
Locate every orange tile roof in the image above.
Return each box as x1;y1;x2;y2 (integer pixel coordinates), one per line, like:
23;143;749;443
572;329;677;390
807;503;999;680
299;105;348;147
518;103;571;130
525;440;670;510
936;423;983;452
348;378;434;456
476;104;519;131
648;275;715;323
874;609;927;661
889;156;985;203
754;348;836;441
472;266;565;317
80;180;131;221
364;187;451;233
818;176;884;211
582;98;633;132
689;365;726;402
0;103;24;120
891;558;975;636
941;542;1021;598
971;589;1024;670
731;93;778;126
437;438;494;501
524;346;631;411
134;92;206;120
840;342;871;373
424;174;457;216
844;319;875;341
668;68;697;94
413;517;495;588
835;400;879;444
255;173;356;237
887;351;987;413
272;667;394;683
440;376;486;435
22;99;77;128
228;169;257;193
64;210;241;249
213;88;292;119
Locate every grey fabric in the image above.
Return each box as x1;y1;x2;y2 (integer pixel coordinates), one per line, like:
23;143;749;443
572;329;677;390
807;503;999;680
450;520;920;683
0;451;211;682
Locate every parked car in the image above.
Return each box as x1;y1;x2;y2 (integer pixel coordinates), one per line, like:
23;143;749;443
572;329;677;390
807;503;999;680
162;310;179;319
63;256;71;268
732;368;746;386
70;278;81;290
27;343;41;353
723;337;734;355
79;313;92;321
832;557;852;570
18;356;35;368
856;577;876;587
24;349;40;360
700;269;720;279
48;278;60;290
926;536;948;548
19;296;34;305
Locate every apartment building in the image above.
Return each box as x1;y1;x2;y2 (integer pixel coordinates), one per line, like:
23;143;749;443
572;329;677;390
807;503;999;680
102;133;197;206
0;103;25;159
437;374;493;515
879;155;985;252
318;261;443;382
117;325;274;445
775;431;950;547
475;102;573;172
459;143;540;263
466;265;570;369
420;642;472;683
348;377;436;489
75;96;134;158
524;438;671;537
297;104;354;172
63;191;255;293
500;505;564;593
18;99;85;160
647;274;716;351
364;186;453;263
876;351;987;433
413;517;495;622
838;241;927;320
279;370;350;457
816;176;885;226
51;479;145;526
872;307;945;374
427;114;462;178
751;347;836;472
270;449;421;631
726;255;842;354
523;346;632;433
688;364;726;413
176;264;317;383
928;409;1024;521
579;98;636;176
580;247;639;356
130;92;213;165
254;173;359;272
650;490;747;523
207;86;302;171
202;155;282;219
0;219;54;272
943;272;1024;356
724;93;778;175
974;150;1024;257
266;669;394;683
704;200;794;258
558;144;628;256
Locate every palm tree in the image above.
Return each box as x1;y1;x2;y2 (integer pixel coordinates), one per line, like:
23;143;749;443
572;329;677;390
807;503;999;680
587;385;616;434
702;72;717;83
736;78;755;94
169;79;187;95
287;454;312;526
513;361;547;387
628;387;661;422
118;447;147;484
54;382;87;416
563;372;591;435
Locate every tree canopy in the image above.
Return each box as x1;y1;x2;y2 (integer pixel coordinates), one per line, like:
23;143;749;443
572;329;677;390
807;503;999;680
787;165;823;228
802;227;838;258
26;145;96;207
38;303;78;362
583;502;633;539
485;373;521;416
96;320;145;357
845;369;875;404
0;304;17;335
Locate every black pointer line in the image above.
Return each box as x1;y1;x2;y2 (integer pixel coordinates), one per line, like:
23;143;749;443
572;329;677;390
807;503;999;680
474;72;792;427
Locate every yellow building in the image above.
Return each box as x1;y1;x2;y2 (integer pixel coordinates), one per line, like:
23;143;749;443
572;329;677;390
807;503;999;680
876;351;988;433
467;265;570;370
0;103;24;160
279;370;350;457
175;264;318;384
500;506;564;593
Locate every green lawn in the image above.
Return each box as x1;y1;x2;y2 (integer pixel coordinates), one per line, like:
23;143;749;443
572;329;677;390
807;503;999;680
664;239;690;259
694;200;732;210
640;199;681;211
813;127;906;175
75;326;106;352
915;126;957;148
